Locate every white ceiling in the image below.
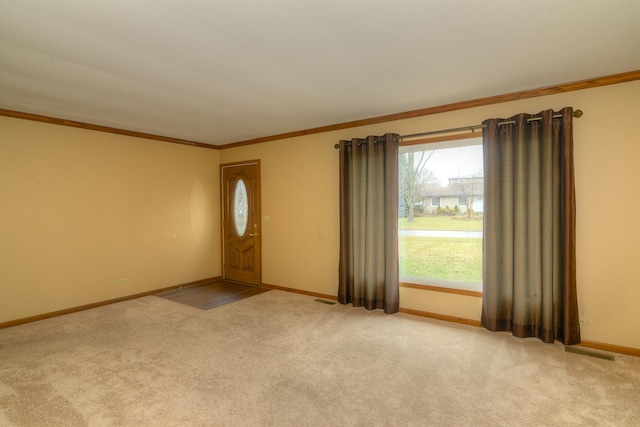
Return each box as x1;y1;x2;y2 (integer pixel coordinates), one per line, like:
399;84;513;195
1;0;639;146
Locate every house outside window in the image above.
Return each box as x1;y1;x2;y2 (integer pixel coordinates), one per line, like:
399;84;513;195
431;197;440;207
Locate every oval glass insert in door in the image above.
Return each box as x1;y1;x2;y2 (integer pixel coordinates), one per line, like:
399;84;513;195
233;179;248;236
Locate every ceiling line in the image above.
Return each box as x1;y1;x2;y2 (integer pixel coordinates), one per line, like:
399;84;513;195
1;70;639;150
0;108;218;150
221;69;640;149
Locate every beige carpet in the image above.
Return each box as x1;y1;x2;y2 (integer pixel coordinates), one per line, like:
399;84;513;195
0;290;639;426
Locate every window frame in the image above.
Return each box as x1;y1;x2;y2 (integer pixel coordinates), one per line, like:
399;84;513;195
398;133;483;294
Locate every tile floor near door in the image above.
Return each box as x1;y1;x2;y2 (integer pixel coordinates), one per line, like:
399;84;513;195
156;281;269;310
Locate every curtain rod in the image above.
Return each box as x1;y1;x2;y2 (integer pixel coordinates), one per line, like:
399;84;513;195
334;109;583;148
400;109;583;140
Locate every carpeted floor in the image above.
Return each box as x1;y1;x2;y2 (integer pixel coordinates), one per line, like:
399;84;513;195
1;290;639;426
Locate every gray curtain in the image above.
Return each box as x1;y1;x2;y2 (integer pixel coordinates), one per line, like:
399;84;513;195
482;107;580;345
338;133;399;314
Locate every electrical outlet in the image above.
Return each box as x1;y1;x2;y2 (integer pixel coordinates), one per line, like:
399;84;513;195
117;278;127;285
579;316;587;326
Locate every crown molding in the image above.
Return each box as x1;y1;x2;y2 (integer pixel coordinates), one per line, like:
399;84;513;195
0;108;218;150
2;69;639;150
222;69;640;149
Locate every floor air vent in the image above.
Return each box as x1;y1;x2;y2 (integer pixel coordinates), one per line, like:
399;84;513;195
314;299;337;305
565;346;615;361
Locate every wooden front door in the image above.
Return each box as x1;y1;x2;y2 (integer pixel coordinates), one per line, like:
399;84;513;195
221;161;261;285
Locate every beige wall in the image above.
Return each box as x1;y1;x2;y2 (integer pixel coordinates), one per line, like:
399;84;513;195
221;80;640;349
2;79;639;350
0;118;221;323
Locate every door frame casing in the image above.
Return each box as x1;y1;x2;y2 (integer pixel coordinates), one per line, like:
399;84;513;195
220;160;262;285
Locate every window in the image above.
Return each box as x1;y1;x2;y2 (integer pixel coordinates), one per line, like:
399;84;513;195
398;137;483;292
